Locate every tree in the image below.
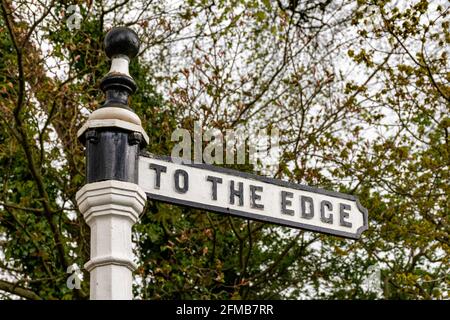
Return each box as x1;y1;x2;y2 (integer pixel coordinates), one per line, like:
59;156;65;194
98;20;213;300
0;0;448;300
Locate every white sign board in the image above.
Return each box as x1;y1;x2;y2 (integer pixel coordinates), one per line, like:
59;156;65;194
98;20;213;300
138;154;368;239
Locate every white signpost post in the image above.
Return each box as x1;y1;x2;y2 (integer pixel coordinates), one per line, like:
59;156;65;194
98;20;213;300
139;154;367;240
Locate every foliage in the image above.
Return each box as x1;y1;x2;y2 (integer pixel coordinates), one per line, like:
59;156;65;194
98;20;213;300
0;0;448;300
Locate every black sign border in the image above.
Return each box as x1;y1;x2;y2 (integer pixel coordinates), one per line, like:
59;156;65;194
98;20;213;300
140;152;368;240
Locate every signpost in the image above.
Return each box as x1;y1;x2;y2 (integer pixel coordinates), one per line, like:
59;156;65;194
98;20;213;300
139;154;367;240
76;27;368;300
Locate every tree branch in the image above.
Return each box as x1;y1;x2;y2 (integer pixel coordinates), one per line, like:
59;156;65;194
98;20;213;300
0;279;41;300
1;0;68;272
0;201;44;213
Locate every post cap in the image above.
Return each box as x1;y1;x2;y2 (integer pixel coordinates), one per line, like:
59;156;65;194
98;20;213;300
104;27;140;59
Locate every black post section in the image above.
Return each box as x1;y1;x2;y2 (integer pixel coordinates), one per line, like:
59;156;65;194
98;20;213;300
85;129;142;183
79;27;147;184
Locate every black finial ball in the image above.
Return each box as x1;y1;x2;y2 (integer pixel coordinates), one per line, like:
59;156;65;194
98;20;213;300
104;27;140;59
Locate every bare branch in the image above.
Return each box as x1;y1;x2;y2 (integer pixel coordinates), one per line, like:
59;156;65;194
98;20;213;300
0;279;41;300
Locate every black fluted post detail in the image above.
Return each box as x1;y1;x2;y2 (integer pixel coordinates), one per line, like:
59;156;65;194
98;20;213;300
79;27;145;184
